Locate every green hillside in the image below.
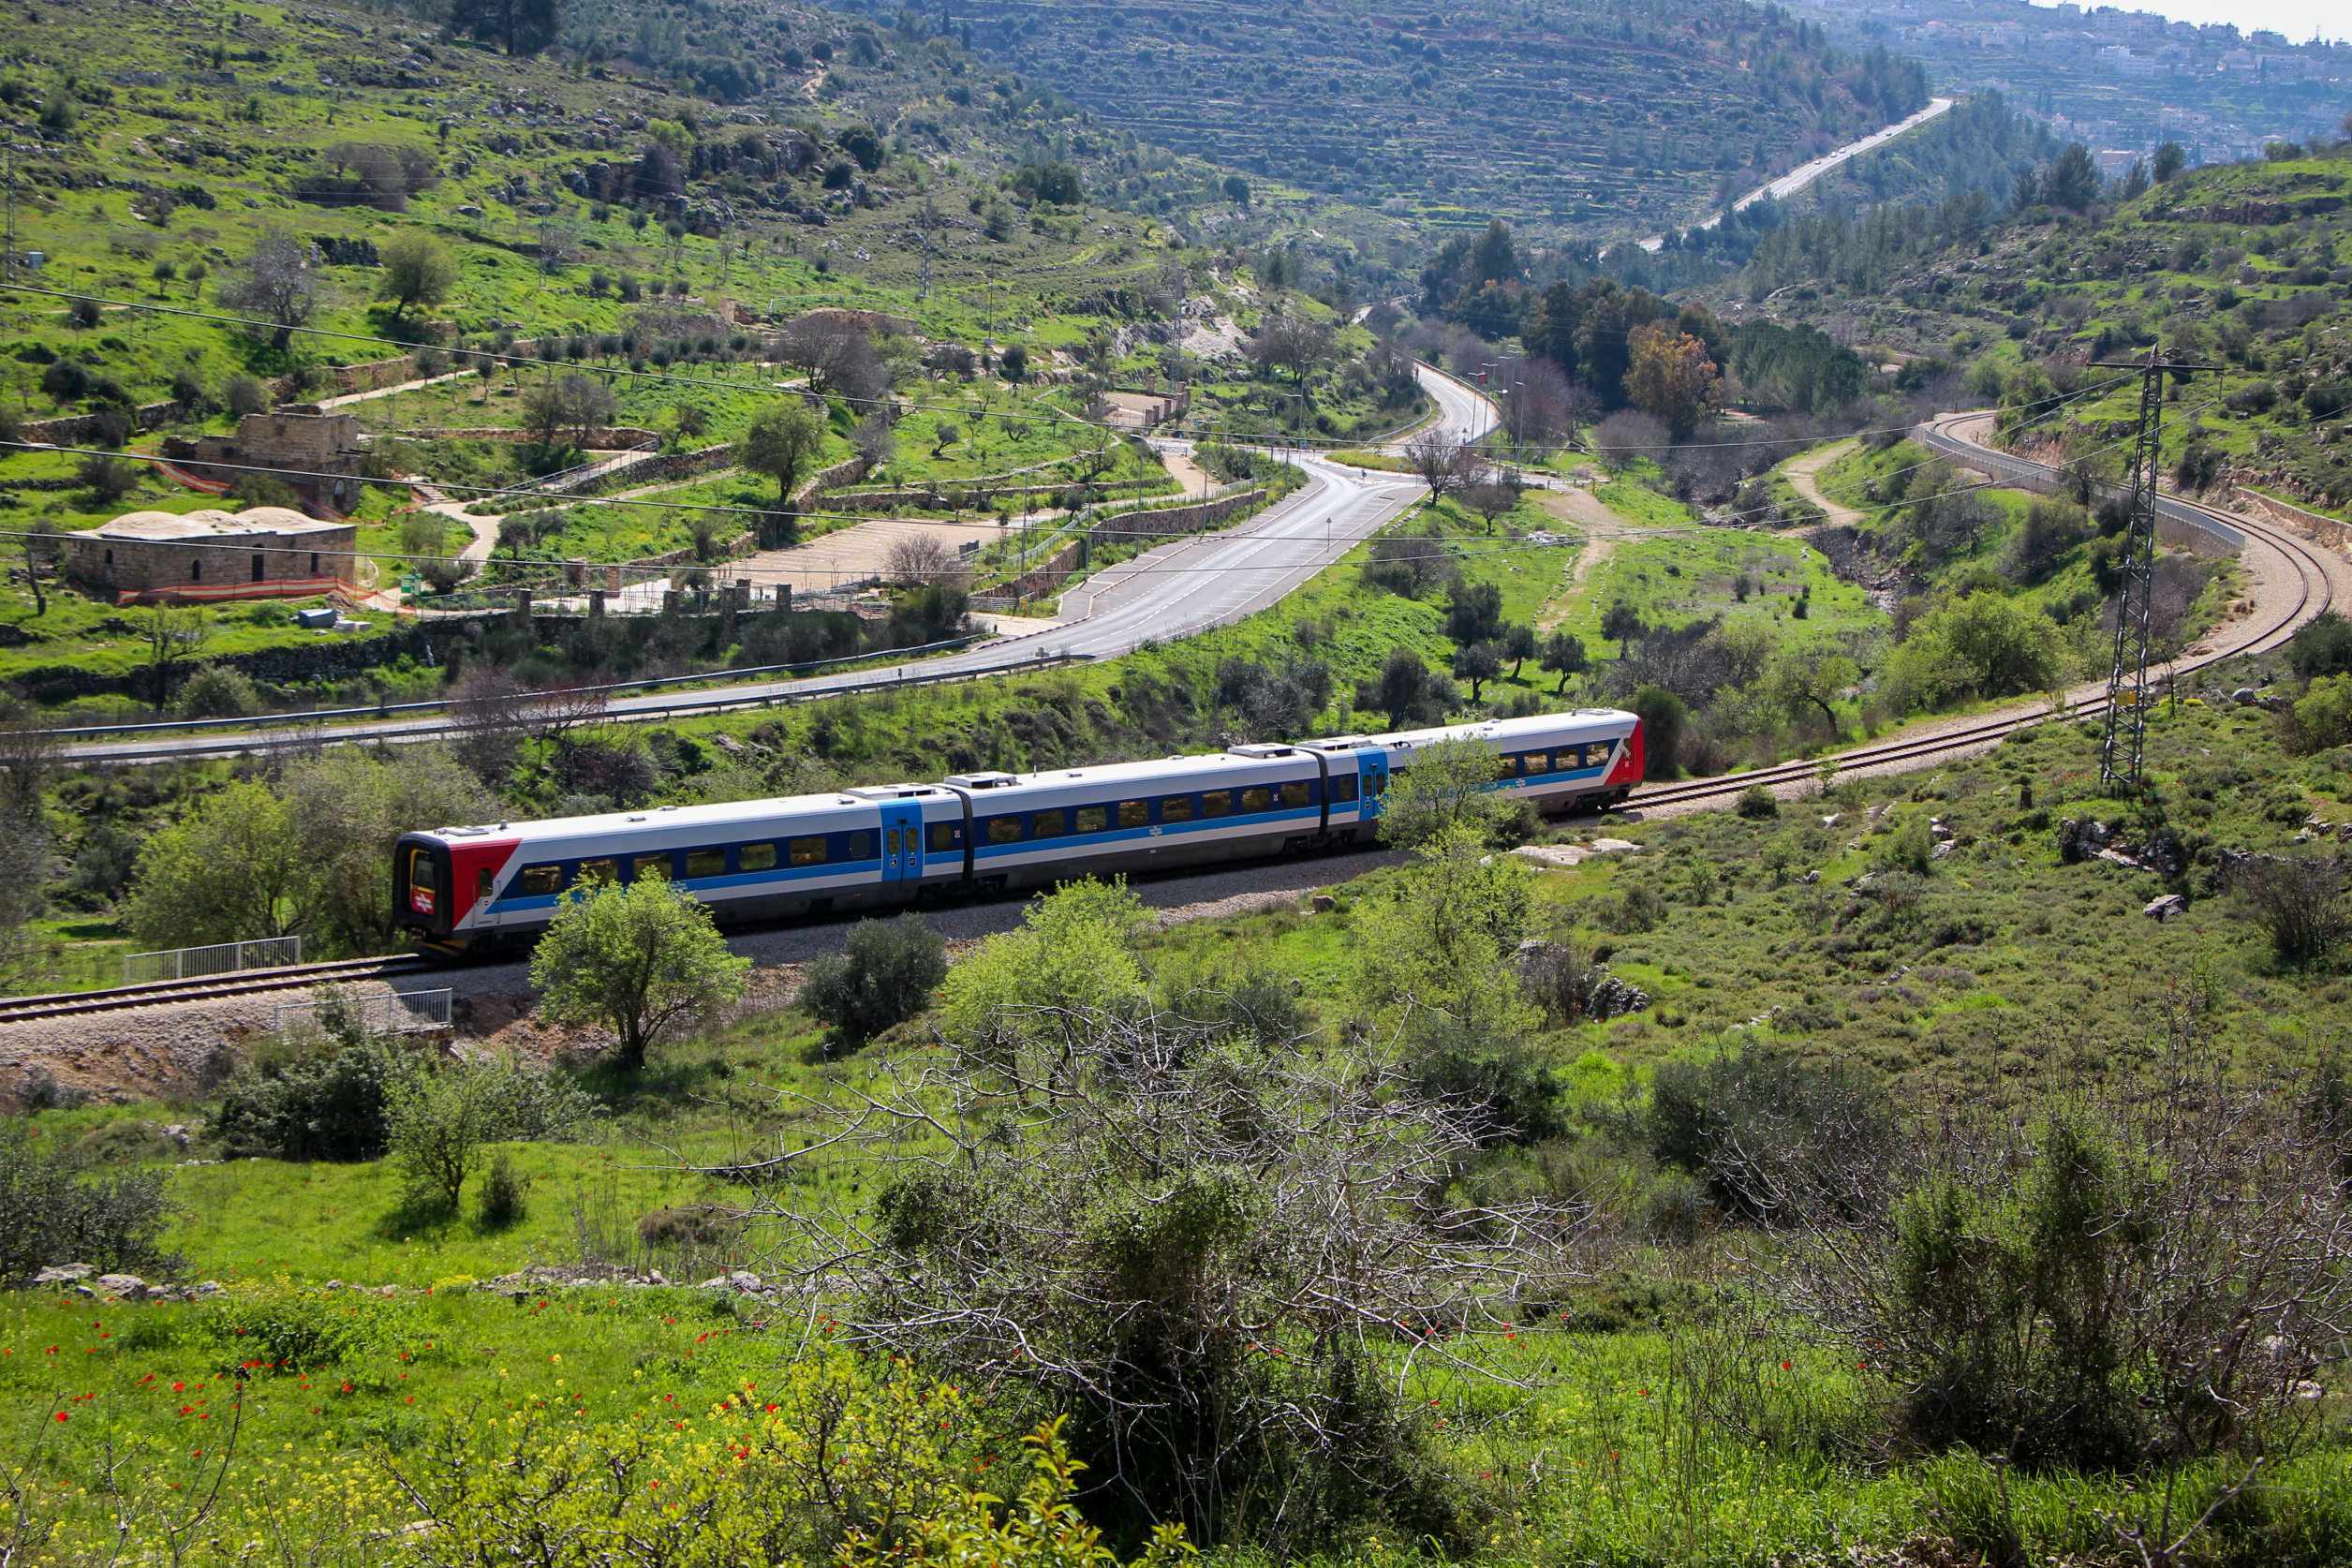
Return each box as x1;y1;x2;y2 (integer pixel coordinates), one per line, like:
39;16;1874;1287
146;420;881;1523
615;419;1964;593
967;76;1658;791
1723;140;2352;520
946;0;1930;243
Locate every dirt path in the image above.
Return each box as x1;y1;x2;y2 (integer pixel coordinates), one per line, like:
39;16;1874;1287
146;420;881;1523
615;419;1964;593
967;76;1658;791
734;517;1004;596
1780;438;1864;528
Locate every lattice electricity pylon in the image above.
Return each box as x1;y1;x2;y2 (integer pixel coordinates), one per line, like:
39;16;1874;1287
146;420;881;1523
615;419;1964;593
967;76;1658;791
2089;346;2218;791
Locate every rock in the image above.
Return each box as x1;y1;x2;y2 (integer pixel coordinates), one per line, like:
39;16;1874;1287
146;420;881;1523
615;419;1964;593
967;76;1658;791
34;1264;94;1285
95;1274;146;1298
1819;814;1839;827
321;1280;348;1292
696;1277;730;1291
2233;688;2259;705
1930;842;1955;860
2144;895;2187;921
727;1270;763;1292
192;1280;225;1298
1799;869;1820;884
2094;848;2147;870
1311;895;1337;913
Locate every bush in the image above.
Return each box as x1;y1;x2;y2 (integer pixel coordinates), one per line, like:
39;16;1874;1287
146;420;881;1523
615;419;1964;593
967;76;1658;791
1736;784;1779;819
2289;611;2352;681
210;1010;413;1161
2233;853;2347;967
1646;1045;1894;1223
204;1280;426;1370
223;374;269;417
1629;686;1686;779
637;1205;742;1249
176;664;260;720
479;1152;527;1228
0;1120;175;1280
1874;813;1936;877
227;471;300;509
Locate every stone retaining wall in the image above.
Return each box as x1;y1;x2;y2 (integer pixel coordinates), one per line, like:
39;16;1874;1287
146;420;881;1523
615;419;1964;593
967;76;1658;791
2235;486;2352;555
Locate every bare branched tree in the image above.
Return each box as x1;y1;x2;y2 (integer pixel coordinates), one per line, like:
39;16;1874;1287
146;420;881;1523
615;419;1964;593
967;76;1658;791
711;1003;1598;1553
882;531;963;588
1402;430;1472;505
218;229;333;353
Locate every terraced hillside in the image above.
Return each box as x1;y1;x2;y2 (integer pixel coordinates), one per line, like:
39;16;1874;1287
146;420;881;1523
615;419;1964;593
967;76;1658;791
1719;144;2352;521
949;0;1930;243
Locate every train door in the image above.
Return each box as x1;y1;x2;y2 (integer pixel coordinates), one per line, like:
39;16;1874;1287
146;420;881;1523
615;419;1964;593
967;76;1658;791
1358;753;1389;819
880;802;924;888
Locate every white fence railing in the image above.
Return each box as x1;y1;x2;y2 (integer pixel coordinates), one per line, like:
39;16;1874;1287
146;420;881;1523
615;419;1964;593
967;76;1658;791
124;937;302;985
276;989;453;1039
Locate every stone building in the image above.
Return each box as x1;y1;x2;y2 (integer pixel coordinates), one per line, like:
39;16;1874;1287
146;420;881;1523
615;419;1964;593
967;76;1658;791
65;508;358;600
160;407;369;513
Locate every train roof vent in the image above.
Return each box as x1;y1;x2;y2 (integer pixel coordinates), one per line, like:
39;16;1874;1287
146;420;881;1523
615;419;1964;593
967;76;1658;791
844;785;939;800
943;772;1021;790
445;825;492;836
1304;736;1368;751
1228;744;1296;759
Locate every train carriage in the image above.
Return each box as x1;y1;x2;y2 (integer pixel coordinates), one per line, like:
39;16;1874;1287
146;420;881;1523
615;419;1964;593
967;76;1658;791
394;708;1643;953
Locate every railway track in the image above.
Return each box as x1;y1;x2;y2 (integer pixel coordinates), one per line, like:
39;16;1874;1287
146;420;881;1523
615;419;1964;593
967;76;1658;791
0;955;428;1026
4;420;2338;1027
1621;413;2344;815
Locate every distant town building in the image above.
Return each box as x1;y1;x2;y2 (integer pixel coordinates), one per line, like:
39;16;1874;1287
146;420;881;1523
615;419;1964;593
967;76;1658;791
159;407;369;515
65;507;358;601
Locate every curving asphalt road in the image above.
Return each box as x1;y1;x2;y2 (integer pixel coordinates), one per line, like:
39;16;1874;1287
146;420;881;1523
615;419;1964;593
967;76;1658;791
58;366;1499;763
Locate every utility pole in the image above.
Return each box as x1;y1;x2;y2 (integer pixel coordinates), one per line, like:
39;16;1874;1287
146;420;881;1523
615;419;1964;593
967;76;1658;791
2091;344;2218;792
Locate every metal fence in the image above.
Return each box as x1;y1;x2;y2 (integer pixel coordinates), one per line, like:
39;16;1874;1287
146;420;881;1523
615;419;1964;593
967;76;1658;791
275;988;452;1038
124;937;302;985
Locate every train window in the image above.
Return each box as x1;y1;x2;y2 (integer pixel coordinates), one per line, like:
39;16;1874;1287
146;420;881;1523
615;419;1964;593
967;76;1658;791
1161;794;1193;822
740;842;777;872
1280;781;1309;810
883;827;902;856
1032;809;1066;839
988;816;1021;844
406;847;437;913
1074;805;1107;835
1239;786;1271;814
518;864;563;895
577;856;618;884
1328;775;1358;804
843;831;875;860
928;821;962;852
476;868;496;902
684;847;725;879
789;836;828;867
1201;791;1232;819
631;853;672;882
1563;744;1589;769
1118;799;1148;829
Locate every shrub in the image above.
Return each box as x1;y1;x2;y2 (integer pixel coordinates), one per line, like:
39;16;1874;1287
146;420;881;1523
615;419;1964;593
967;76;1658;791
1874;813;1936;876
176;664;260;720
1736;784;1780;819
636;1205;742;1249
204;1280;426;1370
223;374;269;417
799;915;953;1047
478;1152;527;1228
1629;686;1686;779
2233;853;2347;967
0;1120;175;1280
2289;611;2352;680
1646;1045;1894;1223
75;453;141;503
227;471;300;509
210;1011;414;1161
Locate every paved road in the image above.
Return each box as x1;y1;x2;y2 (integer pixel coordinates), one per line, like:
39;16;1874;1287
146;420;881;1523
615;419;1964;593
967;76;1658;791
1636;97;1954;253
58;366;1495;762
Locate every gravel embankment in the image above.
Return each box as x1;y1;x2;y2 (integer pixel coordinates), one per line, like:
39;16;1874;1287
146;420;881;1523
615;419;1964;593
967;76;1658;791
0;847;1408;1102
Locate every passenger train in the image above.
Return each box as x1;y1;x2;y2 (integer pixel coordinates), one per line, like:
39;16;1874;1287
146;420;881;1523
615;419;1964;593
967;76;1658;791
393;708;1644;954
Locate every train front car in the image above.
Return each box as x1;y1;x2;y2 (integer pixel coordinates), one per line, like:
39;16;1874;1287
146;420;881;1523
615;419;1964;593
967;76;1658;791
392;787;964;954
1368;709;1643;816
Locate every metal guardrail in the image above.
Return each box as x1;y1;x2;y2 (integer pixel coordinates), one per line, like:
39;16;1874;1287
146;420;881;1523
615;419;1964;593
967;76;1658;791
124;937;302;984
1913;422;2246;555
277;988;451;1038
44;630;1000;741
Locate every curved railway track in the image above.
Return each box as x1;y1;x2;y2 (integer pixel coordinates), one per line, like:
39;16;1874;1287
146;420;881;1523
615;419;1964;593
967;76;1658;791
3;417;2341;1027
1621;412;2345;814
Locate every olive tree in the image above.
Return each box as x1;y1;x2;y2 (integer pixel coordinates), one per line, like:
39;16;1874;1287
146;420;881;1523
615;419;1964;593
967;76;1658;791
530;877;750;1070
741;400;828;545
377;230;458;319
733;878;1588;1554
